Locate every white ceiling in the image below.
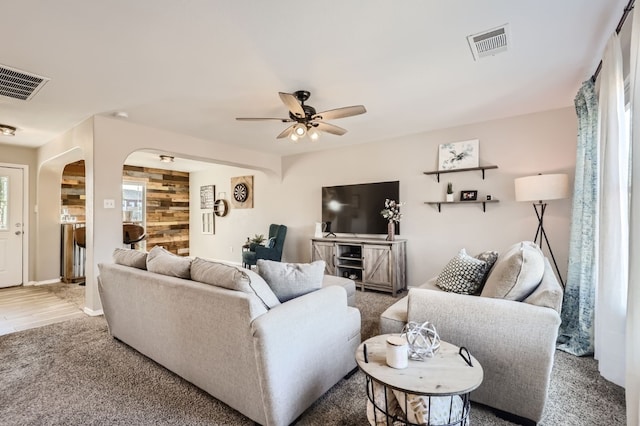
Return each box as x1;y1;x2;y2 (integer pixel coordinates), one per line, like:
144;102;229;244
0;1;627;157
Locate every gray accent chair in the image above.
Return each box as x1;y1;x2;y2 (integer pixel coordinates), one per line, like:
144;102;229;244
380;257;563;425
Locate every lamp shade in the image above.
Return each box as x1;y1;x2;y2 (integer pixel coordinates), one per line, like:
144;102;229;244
514;173;569;202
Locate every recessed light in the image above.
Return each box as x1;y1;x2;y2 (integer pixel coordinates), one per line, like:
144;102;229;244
114;111;129;119
0;124;16;136
159;155;174;163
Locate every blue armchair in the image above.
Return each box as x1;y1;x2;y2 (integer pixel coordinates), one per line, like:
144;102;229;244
242;224;287;268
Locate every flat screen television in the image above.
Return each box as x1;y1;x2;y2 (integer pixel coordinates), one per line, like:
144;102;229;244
322;180;400;235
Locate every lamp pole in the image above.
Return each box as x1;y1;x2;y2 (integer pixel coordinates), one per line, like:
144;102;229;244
532;202;565;288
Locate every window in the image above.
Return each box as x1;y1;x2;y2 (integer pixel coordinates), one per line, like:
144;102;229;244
122;181;145;224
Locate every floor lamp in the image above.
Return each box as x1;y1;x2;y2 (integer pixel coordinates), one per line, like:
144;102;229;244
514;173;569;287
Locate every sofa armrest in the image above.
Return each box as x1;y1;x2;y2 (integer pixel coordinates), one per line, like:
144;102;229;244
407;288;560;423
250;285;361;426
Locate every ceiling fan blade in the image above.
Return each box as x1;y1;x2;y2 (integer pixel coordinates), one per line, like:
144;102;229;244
276;124;296;139
278;92;305;118
236;117;293;122
314;121;348;136
313;105;366;121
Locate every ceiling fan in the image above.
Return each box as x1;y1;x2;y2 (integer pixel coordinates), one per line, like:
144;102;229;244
236;90;366;141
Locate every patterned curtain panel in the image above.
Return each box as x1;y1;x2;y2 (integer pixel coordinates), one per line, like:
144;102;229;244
557;80;598;356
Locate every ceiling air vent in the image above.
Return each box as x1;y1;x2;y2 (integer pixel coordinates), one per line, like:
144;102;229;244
0;64;50;101
467;24;510;61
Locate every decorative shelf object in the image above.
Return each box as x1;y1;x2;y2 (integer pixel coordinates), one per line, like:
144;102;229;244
424;199;500;213
423;165;499;182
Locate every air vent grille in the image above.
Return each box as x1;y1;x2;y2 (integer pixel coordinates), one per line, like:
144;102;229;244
467;24;510;61
0;64;49;101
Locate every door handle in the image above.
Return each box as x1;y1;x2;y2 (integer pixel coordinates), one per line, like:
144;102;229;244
15;231;22;235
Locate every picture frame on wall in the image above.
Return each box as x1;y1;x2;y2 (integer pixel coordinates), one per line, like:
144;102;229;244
201;211;214;234
460;190;478;201
200;185;215;209
438;139;479;170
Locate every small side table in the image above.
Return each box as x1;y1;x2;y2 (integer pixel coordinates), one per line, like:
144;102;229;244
241;244;251;268
356;334;483;426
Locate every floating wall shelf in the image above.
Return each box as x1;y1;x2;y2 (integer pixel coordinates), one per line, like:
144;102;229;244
424;199;500;213
423;165;499;182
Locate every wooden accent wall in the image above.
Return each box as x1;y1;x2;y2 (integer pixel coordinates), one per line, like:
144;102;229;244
61;160;86;222
122;165;190;256
60;161;190;256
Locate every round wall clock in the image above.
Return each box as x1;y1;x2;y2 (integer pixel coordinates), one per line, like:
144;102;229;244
233;183;248;202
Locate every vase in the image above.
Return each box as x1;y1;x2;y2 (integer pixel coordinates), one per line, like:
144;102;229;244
446;193;454;202
387;221;395;241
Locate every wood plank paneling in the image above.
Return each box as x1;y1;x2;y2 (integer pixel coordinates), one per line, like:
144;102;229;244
61;161;190;256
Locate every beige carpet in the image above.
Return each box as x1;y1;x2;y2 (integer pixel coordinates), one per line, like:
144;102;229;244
0;289;627;425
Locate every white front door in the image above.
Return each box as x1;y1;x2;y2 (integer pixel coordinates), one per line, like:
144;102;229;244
0;166;24;287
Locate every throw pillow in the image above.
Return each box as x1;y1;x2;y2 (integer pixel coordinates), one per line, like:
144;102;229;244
266;237;276;248
146;246;192;279
435;249;488;295
474;250;499;290
190;258;280;309
481;241;545;301
112;248;147;270
257;259;325;303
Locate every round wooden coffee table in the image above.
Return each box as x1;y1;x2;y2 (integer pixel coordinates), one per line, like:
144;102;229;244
356;334;483;426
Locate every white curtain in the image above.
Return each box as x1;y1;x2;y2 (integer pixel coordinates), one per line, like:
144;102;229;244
627;4;640;425
596;32;628;387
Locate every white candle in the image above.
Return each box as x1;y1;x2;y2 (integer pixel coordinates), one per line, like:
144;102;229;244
386;335;408;369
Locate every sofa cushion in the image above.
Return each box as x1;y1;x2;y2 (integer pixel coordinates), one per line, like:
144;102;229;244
435;249;488;295
113;248;147;270
146;246;192;279
481;241;544;301
190;258;280;309
257;259;325;302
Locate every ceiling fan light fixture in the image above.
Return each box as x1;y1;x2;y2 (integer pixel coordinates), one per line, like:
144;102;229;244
309;128;320;141
294;123;307;137
289;133;299;142
159;154;174;163
0;124;17;136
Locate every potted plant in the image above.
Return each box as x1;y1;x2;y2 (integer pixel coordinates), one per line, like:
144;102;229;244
250;234;266;245
446;182;454;202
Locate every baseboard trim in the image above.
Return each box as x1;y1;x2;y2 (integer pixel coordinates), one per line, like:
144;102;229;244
26;279;62;286
83;307;104;317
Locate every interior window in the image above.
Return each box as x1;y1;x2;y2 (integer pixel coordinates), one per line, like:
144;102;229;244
122;181;146;249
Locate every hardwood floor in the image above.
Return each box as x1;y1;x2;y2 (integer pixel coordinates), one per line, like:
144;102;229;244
0;284;86;336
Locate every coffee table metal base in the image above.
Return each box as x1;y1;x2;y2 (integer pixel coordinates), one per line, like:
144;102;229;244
365;375;471;426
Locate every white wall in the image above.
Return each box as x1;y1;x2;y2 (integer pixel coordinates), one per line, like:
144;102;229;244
190;107;576;287
190;166;280;263
35;115;281;312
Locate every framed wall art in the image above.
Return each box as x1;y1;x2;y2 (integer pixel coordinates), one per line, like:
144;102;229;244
200;185;215;209
438;139;479;170
460;190;478;201
201;211;214;234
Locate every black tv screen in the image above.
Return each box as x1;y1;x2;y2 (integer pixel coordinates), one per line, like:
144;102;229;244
322;181;400;235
